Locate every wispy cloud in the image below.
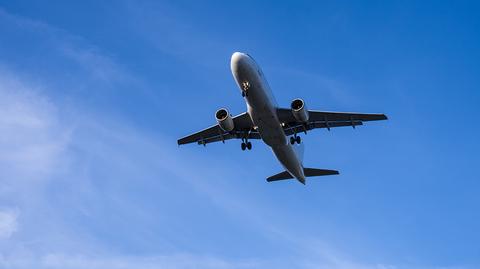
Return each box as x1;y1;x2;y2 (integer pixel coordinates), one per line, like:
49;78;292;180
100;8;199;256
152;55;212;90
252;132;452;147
0;208;18;239
0;67;71;230
0;65;262;269
1;253;265;269
0;7;136;88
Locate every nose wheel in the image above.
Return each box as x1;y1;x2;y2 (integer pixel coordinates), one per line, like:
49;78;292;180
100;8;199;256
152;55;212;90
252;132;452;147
290;135;301;145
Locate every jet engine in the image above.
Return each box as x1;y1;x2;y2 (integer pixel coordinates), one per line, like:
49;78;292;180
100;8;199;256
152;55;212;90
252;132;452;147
291;98;309;122
215;108;235;132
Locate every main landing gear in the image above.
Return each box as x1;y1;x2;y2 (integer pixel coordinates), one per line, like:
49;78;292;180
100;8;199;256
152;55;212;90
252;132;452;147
241;142;252;151
241;137;252;151
290;135;301;145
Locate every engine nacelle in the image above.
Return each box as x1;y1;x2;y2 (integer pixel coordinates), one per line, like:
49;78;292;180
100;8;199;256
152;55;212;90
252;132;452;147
291;98;309;122
215;108;235;132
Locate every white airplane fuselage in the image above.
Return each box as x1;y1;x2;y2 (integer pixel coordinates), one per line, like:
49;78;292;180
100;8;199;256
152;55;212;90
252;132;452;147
230;52;306;183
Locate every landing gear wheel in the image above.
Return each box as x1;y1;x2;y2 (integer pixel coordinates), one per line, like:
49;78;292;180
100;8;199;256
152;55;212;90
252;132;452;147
241;81;250;97
290;136;295;145
295;136;301;144
246;141;252;150
241;142;246;151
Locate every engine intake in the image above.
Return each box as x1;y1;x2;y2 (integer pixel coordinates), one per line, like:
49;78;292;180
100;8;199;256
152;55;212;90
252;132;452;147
215;108;235;132
291;98;309;122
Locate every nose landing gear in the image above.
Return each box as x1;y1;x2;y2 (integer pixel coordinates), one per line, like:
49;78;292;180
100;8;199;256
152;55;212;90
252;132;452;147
241;81;250;97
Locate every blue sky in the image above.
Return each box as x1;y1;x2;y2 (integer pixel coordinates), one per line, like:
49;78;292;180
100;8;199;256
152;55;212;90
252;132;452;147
0;1;479;268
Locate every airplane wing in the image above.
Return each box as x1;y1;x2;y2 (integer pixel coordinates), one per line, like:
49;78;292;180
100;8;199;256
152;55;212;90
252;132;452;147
177;112;260;145
277;108;387;136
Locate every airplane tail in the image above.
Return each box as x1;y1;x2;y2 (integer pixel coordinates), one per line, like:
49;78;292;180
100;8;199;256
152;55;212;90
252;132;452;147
266;167;339;183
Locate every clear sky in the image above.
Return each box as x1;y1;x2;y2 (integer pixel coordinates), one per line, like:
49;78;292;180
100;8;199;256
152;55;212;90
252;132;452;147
0;1;479;268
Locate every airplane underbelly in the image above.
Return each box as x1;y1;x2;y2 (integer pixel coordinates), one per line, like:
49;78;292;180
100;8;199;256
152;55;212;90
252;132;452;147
271;144;305;180
249;105;286;147
241;65;285;147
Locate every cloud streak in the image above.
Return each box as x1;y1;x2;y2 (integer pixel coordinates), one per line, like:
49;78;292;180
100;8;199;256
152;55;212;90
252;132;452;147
0;68;69;185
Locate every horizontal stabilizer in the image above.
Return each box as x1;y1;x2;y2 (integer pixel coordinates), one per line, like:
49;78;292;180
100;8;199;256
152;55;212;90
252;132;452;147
266;171;294;182
303;168;339;177
266;167;339;182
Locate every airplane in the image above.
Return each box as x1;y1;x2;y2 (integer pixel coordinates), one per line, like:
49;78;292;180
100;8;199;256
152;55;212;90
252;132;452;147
178;52;387;184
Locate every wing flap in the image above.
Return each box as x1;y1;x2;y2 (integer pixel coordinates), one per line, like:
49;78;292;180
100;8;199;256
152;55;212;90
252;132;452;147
178;125;223;145
284;121;363;136
195;132;262;145
308;110;387;122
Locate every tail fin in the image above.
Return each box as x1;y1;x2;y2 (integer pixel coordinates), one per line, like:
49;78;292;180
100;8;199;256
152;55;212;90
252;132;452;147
267;167;339;182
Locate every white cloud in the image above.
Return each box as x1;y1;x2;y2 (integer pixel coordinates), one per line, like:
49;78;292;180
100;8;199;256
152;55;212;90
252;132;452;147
0;68;69;187
0;208;19;239
0;252;266;269
0;252;471;269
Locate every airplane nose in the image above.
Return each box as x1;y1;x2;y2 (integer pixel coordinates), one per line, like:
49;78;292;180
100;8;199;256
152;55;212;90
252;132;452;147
230;52;248;71
230;52;252;73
